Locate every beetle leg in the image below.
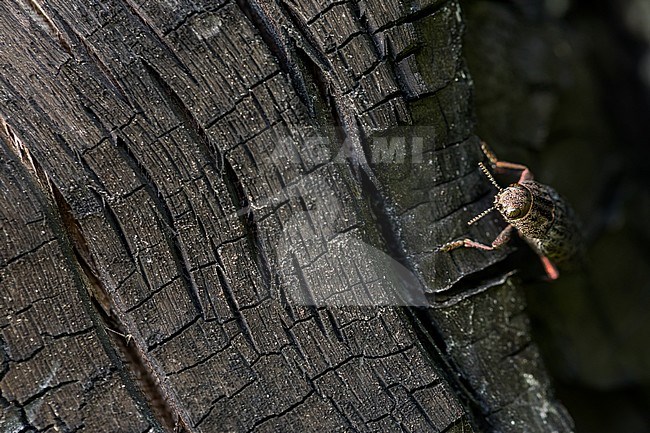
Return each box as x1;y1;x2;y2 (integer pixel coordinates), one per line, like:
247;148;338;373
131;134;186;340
491;224;514;248
438;239;468;251
494;161;534;183
539;255;560;280
439;238;495;252
439;225;514;252
480;141;534;182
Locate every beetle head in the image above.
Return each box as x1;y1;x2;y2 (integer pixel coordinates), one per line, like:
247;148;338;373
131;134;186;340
494;184;532;222
467;162;532;226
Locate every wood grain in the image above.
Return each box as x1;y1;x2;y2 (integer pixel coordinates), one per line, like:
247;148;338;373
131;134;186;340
0;0;572;432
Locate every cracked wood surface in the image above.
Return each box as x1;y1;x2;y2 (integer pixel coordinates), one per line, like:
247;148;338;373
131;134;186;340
1;0;572;432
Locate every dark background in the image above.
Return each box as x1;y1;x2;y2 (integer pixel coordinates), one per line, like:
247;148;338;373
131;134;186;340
462;0;650;431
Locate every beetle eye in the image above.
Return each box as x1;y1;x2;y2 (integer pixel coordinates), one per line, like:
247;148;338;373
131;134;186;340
505;207;522;219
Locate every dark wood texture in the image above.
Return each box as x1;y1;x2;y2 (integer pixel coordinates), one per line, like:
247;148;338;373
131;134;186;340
1;0;572;432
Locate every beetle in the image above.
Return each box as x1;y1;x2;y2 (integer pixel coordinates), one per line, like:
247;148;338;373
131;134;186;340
439;142;582;280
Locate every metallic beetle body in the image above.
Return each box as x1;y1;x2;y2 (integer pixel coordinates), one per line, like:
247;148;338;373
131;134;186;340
440;142;582;279
499;180;581;266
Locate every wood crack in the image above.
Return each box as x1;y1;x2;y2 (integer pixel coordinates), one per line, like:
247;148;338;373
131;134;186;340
289;254;328;337
139;55;273;307
49;176;190;433
221;155;273;290
214;261;259;354
1;120;188;433
406;307;491;431
112;134;203;319
245;389;316;432
0;393;33;433
237;0;383;192
20;380;76;408
358;167;430;305
366;0;453;35
74;34;133;107
139;58;223;173
120;0;197;84
147;315;201;352
1;238;56;268
22;0;73;57
235;0;314;115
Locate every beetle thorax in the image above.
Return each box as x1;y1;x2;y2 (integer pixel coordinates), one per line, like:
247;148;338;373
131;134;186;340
494;184;532;222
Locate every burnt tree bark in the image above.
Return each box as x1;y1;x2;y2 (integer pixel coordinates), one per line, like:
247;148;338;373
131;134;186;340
0;1;574;432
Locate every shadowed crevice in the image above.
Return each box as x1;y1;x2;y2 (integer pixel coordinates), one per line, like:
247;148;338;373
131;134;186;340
48;168;190;433
139;59;223;173
235;0;314;115
112;134;203;320
140;56;273;295
0;124;177;433
220;155;273;290
120;0;197;84
21;0;73;56
1;121;191;433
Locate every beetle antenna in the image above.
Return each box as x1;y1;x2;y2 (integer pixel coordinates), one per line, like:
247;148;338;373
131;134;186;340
479;162;502;191
467;206;495;225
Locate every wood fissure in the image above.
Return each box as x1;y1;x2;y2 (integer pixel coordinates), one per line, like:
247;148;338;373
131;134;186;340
234;2;494;428
22;0;73;57
120;0;197;84
406;308;491;432
70;25;133;107
355;159;495;429
238;0;379;188
112;135;204;320
139;58;223;173
289;254;329;337
220;155;273;290
370;0;453;35
235;0;314;115
267;3;498;427
0;130;167;432
2;123;190;433
275;0;334;72
98;315;185;433
214;262;259;353
49;172;190;433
